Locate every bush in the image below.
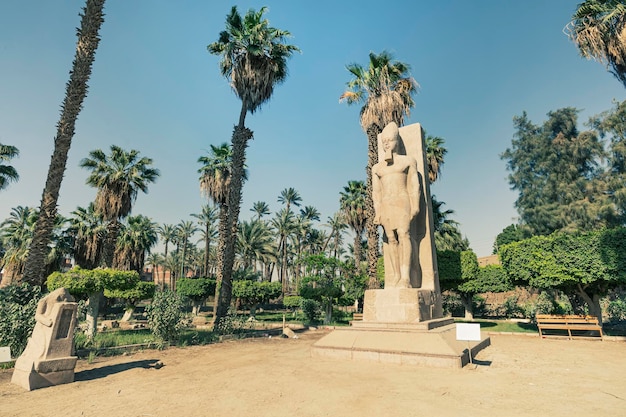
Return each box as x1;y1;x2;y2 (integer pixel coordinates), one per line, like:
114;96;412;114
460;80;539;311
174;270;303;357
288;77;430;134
0;283;42;357
212;308;253;335
442;292;464;317
145;290;186;343
502;295;522;318
301;299;321;323
607;299;626;322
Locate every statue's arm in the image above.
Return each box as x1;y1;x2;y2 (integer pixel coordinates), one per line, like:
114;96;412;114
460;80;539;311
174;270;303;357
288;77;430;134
372;166;382;224
408;158;420;218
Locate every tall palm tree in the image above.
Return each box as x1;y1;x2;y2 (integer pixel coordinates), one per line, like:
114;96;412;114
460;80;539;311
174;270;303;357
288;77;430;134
22;0;106;285
0;143;19;191
191;204;218;277
277;187;302;292
145;252;164;288
251;201;271;220
567;0;626;87
299;205;320;222
67;203;105;269
340;180;367;270
425;133;448;183
157;223;176;288
80;145;160;267
322;213;348;260
431;195;469;251
278;187;302;213
271;208;297;294
340;51;417;288
208;6;299;327
236;219;274;272
175;220;199;282
113;214;158;273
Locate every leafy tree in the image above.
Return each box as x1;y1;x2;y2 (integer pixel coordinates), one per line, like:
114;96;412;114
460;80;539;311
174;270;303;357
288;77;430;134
176;277;216;315
105;281;155;321
47;267;139;338
174;220;199;282
340;51;418;289
113;215;158;273
493;224;527;254
22;0;106;286
80;145;160;268
499;228;626;323
299;255;344;324
208;6;299;330
567;0;626;87
233;280;281;317
157;223;177;288
145;290;186;344
191;204;218;277
0;283;41;356
236;219;274;272
322;212;348;260
340;180;367;270
502;108;607;235
271;208;297;294
67;203;105;269
0;143;19;191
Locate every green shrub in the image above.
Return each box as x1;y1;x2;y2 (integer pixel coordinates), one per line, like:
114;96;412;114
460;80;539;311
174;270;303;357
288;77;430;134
283;295;302;310
502;295;522;318
301;299;321;323
145;290;186;343
442;292;464;317
176;277;215;315
213;309;252;335
0;283;42;356
607;299;626;322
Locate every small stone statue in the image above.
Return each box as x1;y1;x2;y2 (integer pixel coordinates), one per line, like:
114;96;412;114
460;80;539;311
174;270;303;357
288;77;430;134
372;122;422;288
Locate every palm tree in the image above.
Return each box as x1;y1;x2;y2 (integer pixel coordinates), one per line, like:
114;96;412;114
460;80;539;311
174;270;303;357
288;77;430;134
299;205;320;222
157;223;176;288
431;195;469;251
236;219;274;272
67;203;105;269
22;0;106;286
340;180;367;270
271;208;297;294
277;188;302;292
251;201;271;220
425;133;448;183
0;206;37;286
278;187;302;213
175;220;199;282
191;204;218;277
0;143;19;191
80;145;160;268
322;213;348;260
113;215;158;273
567;0;626;87
340;50;418;288
208;6;299;327
145;252;164;287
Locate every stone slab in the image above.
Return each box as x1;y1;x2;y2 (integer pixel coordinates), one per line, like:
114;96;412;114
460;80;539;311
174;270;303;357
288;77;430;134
363;288;442;322
0;346;11;363
311;323;491;368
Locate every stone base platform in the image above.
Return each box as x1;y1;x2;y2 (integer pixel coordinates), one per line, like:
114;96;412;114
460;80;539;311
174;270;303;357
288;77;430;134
11;356;78;391
311;320;490;368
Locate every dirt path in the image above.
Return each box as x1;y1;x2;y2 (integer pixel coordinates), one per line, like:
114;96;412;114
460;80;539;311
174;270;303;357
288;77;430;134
1;329;625;417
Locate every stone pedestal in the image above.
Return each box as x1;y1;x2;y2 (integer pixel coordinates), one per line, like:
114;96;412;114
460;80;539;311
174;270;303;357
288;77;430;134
12;297;78;391
364;288;442;323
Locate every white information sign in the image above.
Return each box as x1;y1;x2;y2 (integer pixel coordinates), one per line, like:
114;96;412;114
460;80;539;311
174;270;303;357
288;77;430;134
456;323;481;341
0;346;11;363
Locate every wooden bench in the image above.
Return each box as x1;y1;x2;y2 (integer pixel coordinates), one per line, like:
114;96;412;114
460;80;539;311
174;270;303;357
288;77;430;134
351;313;363;324
536;314;603;339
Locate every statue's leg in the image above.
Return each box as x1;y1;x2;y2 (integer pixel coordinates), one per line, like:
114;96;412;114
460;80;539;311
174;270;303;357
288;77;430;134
397;229;413;288
385;230;400;287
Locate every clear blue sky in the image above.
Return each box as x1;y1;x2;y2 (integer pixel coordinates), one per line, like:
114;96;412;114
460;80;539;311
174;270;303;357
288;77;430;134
1;0;625;257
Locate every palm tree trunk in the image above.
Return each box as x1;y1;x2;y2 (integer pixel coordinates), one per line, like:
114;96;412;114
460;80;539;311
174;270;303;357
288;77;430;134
365;125;381;289
203;225;210;277
214;123;253;329
22;0;106;286
162;241;169;290
100;220;120;268
353;230;362;271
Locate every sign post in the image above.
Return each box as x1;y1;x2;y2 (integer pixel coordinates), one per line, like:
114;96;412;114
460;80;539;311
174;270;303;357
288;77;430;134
456;323;481;365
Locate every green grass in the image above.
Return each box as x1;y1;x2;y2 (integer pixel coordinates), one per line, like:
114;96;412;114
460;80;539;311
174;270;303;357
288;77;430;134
75;329;155;351
455;319;539;333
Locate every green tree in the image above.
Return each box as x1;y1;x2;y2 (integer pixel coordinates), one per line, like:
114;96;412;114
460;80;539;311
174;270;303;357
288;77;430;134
80;145;160;268
432;196;469;251
0;143;19;191
425;133;447;183
233;280;281;317
340;51;418;289
502;108;607;235
174;220;199;282
340;180;367;270
105;281;156;322
208;6;299;329
191;204;218;278
157;223;177;288
499;228;626;323
299;255;344;324
176;277;216;315
250;201;271;220
0;283;41;357
322;212;347;260
113;215;158;273
22;0;106;286
47;267;139;338
67;203;105;269
236;219;275;273
567;0;626;87
493;224;527;254
271;208;297;294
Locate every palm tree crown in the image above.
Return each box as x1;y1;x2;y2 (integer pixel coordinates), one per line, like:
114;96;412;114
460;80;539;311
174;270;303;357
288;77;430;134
208;6;300;121
425;133;448;183
80;145;160;222
198;143;234;205
0;143;19;191
567;0;626;87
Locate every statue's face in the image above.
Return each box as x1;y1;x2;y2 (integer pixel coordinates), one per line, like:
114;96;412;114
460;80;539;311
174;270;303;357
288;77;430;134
381;132;399;153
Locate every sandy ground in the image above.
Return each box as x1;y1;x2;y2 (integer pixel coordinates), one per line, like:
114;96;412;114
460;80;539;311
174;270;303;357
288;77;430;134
1;329;625;417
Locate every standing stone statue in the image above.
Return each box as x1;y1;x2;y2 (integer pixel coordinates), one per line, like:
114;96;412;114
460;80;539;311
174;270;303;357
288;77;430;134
12;287;78;391
372;121;422;288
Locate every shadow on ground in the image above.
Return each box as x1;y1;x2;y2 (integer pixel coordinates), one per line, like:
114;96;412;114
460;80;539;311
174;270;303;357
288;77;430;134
75;359;160;382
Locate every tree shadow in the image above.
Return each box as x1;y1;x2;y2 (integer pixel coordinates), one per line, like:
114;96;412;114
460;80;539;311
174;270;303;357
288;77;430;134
75;359;161;382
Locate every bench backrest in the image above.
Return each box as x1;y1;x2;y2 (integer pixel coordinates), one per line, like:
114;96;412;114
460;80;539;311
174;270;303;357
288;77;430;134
536;314;600;325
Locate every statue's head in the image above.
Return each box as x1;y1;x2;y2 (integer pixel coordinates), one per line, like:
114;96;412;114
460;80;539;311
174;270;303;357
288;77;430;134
380;122;400;162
